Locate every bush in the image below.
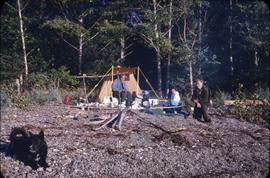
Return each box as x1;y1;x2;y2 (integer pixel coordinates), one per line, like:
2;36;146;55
29;89;48;105
252;87;270;100
0;91;11;109
1;68;75;107
48;88;62;103
48;66;79;89
229;87;270;125
29;88;62;104
213;90;232;105
0;83;30;109
24;66;79;90
24;73;50;90
229;102;270;125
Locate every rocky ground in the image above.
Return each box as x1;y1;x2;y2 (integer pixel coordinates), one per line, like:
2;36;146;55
0;103;269;178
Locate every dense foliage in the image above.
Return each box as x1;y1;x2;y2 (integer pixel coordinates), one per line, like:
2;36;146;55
0;0;269;96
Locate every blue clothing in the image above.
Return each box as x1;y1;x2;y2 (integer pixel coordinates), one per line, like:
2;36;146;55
112;79;127;91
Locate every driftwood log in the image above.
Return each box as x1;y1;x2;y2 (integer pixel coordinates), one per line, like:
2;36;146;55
224;99;268;106
94;109;128;131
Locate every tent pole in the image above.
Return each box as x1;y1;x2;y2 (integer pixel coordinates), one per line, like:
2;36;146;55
111;66;114;97
139;68;159;98
117;71;121;108
86;67;112;98
82;74;88;103
83;74;86;95
136;67;139;95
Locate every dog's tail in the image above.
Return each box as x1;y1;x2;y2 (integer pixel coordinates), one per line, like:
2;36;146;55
9;127;29;142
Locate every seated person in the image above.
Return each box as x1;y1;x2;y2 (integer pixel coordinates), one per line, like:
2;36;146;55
78;93;87;104
170;88;181;106
138;90;153;114
163;87;181;114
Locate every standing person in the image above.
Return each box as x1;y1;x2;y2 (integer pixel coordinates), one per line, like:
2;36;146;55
112;74;127;103
192;79;211;122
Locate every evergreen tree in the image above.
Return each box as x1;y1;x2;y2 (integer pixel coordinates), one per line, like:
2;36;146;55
43;0;99;75
235;1;269;89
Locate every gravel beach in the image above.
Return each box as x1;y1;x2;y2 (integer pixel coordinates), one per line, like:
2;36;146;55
0;103;269;178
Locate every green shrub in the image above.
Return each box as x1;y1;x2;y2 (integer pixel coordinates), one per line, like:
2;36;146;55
0;91;11;109
229;87;270;125
252;87;270;100
213;90;232;105
24;73;50;90
29;89;48;105
24;66;79;90
0;83;30;109
48;66;79;89
229;102;270;125
28;88;62;104
48;88;62;103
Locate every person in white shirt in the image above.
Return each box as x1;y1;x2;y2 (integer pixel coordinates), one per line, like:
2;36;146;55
170;88;181;106
163;87;182;114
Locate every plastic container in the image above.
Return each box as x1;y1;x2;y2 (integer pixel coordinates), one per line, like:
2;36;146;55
63;95;71;105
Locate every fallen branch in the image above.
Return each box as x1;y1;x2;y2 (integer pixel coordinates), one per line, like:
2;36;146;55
95;109;128;130
94;113;119;130
130;111;199;134
224;99;269;106
116;110;127;130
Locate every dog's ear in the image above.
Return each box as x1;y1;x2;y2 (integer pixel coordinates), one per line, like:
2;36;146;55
29;131;34;137
39;130;44;140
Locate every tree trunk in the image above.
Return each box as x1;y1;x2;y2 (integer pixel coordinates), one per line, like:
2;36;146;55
153;0;162;96
229;0;234;92
166;0;173;94
189;61;194;94
182;13;194;94
198;1;202;75
156;48;162;96
120;37;125;62
17;0;28;77
78;18;83;75
254;48;259;66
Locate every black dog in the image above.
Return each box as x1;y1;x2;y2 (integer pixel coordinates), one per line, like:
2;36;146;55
8;127;49;170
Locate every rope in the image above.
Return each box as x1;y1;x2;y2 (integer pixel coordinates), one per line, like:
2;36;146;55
75;73;127;79
86;67;112;97
71;105;182;110
150;105;182;109
139;68;159;98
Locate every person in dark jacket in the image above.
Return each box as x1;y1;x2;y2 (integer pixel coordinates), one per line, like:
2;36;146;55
192;79;211;122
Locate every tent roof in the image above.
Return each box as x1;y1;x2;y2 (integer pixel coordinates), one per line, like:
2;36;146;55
112;66;137;74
